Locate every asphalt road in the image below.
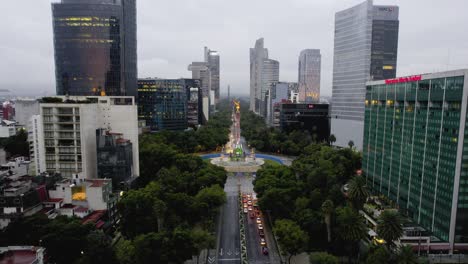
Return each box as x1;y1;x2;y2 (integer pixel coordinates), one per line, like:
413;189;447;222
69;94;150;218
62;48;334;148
216;175;241;263
238;173;281;264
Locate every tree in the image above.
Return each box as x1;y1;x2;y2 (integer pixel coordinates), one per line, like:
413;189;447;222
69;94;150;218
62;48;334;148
115;239;135;264
310;252;339;264
133;232;170;264
117;183;166;238
321;199;334;243
335;207;367;261
2;129;30;158
348;176;369;211
329;134;336;146
274;219;309;264
396;245;419;264
40;217;94;264
376;210;403;249
365;245;391;264
195;185;226;211
191;229;215;264
78;230;117;264
348;140;354;149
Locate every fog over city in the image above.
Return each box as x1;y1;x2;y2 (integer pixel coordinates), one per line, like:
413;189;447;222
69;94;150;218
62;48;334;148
1;0;467;97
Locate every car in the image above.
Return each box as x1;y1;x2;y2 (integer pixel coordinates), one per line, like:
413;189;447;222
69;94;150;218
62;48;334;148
258;224;263;230
242;198;247;203
247;201;253;206
243;208;248;213
243;203;248;208
260;238;267;246
262;247;268;255
246;194;252;199
258;229;265;237
256;217;262;224
249;212;255;219
248;206;253;211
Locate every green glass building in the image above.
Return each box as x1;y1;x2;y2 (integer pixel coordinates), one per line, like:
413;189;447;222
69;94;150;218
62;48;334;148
363;69;468;251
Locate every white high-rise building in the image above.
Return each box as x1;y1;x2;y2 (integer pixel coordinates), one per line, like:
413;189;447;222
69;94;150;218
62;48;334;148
298;49;321;103
331;0;399;149
29;96;139;179
250;38;279;117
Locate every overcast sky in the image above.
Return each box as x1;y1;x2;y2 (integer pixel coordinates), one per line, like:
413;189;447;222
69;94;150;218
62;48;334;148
1;0;468;97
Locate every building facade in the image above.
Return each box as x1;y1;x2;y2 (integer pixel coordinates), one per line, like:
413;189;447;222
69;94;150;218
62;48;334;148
138;79;200;131
298;49;321;103
52;0;137;96
363;70;468;251
205;47;220;105
187;87;203;128
15;99;40;128
331;0;399;149
31;96;139;179
96;129;133;188
266;82;291;127
250;38;269;113
260;59;280;118
279;103;330;142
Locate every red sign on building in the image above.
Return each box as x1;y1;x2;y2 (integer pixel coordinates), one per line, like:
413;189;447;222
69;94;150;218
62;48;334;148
385;75;422;85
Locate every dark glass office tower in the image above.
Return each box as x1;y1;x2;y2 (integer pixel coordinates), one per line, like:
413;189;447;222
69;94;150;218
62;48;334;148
138;79;200;131
52;0;137;97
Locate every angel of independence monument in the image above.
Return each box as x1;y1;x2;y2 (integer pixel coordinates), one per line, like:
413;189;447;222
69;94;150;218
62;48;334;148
211;100;264;172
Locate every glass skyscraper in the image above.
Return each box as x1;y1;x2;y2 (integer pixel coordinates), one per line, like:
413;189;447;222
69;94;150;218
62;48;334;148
331;0;399;149
137;79;200;131
298;49;321;103
52;0;137;97
363;70;468;251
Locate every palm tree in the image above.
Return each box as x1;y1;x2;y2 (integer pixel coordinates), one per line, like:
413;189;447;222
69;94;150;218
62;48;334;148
321;200;334;243
348;140;354;149
336;207;367;262
376;210;403;250
395;245;419;264
348;176;369;211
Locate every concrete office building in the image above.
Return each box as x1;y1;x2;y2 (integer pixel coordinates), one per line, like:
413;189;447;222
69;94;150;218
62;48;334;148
205;47;220;105
96;129;134;188
187;87;203;128
30;96;139;179
331;0;399;149
250;38;280;117
15;99;40;128
188;47;219;119
28;115;45;176
52;0;137;96
188;62;210;122
261;60;280;117
266;82;291;127
363;70;468;252
298;49;321;103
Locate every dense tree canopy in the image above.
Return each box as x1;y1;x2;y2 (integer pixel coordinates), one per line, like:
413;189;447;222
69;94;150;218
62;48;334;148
0;129;30;158
274;219;309;264
253;141;364;257
0;215;114;264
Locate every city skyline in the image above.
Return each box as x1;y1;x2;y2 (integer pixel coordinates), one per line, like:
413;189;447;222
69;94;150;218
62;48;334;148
1;0;468;97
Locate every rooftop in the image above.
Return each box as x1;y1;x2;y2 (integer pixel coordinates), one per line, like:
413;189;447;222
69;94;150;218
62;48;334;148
0;246;44;264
